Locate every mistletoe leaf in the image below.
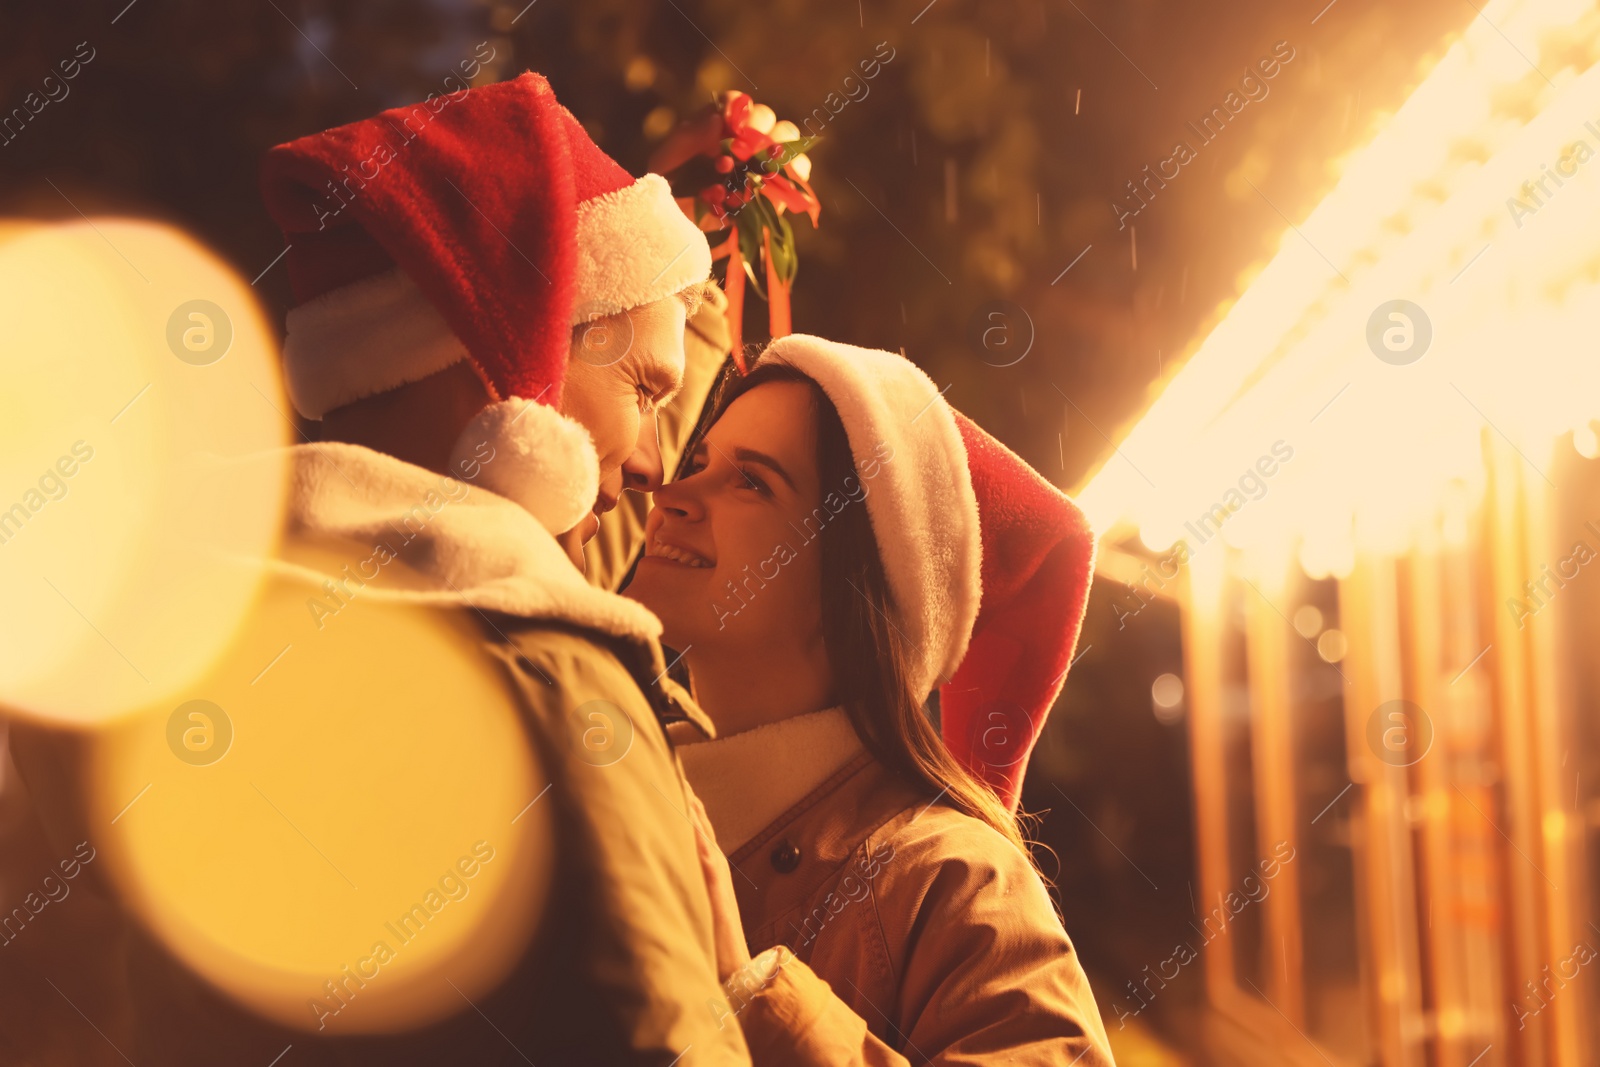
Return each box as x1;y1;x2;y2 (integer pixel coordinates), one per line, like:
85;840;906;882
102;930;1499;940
769;207;799;285
735;206;767;300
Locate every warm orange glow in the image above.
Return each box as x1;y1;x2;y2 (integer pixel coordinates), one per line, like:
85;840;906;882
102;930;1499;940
0;224;556;1033
1080;0;1600;563
89;575;552;1033
0;219;288;724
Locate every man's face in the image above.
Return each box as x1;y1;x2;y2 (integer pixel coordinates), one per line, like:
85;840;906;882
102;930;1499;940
559;296;687;544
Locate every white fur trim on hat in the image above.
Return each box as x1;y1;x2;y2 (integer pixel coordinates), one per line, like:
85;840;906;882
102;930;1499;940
281;268;469;420
573;173;712;324
758;336;983;699
449;397;599;536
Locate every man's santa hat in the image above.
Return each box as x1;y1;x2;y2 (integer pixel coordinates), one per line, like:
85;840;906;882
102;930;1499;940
259;71;710;535
757;336;1097;812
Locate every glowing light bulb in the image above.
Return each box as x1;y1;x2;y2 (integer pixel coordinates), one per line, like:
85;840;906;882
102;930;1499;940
1293;605;1324;638
1151;673;1185;724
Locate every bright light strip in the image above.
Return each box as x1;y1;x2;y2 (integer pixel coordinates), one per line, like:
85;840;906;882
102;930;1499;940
1080;0;1600;567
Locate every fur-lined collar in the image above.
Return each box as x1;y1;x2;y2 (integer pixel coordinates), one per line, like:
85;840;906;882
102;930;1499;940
671;707;865;854
260;441;663;644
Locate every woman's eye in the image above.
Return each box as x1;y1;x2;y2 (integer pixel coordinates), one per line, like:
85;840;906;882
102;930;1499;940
735;467;770;495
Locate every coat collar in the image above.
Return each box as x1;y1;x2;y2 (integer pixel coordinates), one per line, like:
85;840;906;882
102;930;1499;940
673;708;864;854
724;754;927;953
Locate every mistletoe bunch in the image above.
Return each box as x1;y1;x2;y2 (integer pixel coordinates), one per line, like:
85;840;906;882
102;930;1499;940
650;91;822;357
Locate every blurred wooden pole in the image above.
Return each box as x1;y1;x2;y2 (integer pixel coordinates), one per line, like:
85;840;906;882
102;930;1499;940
1182;548;1238;1005
1504;438;1589;1067
1243;557;1305;1024
1485;435;1552;1067
1341;553;1426;1067
1403;530;1474;1067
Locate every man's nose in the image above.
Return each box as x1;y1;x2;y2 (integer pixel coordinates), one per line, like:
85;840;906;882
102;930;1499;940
622;411;665;493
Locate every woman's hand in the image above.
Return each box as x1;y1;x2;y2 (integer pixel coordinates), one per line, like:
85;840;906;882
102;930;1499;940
687;786;751;982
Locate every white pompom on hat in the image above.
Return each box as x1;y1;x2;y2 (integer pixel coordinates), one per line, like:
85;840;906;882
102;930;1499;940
756;335;1098;812
261;72;711;534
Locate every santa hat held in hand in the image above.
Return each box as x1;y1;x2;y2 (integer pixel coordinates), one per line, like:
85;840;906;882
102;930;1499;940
757;336;1097;813
260;71;711;535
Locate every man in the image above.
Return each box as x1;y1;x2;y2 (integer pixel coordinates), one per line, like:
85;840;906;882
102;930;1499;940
587;281;734;590
92;72;746;1063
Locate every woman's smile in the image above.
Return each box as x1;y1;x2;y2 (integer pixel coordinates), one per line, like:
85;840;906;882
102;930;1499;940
643;535;715;569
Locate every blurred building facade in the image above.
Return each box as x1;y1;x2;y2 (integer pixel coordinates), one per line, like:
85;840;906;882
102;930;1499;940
1078;2;1600;1062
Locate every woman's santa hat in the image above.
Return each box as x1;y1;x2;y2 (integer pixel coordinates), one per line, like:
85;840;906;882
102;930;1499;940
757;336;1097;813
259;71;710;535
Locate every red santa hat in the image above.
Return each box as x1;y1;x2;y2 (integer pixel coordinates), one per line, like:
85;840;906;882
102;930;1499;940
757;336;1097;812
259;71;711;534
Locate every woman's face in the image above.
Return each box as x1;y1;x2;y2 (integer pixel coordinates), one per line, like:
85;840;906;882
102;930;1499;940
626;379;827;658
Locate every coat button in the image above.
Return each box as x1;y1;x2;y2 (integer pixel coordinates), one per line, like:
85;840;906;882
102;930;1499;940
770;840;801;874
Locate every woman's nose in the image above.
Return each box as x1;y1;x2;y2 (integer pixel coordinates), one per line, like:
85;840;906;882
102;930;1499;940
653;465;705;520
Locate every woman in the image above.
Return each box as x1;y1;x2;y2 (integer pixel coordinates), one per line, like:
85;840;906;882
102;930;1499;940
624;334;1112;1065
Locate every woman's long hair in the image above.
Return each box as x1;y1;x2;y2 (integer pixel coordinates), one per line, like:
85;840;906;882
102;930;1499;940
700;363;1030;856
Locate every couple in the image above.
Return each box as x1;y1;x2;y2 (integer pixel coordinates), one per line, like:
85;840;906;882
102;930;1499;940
115;73;1111;1064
